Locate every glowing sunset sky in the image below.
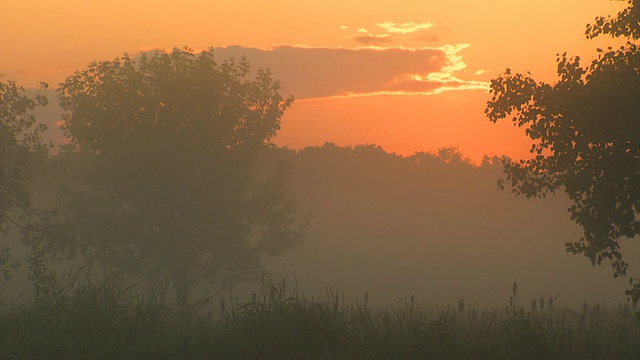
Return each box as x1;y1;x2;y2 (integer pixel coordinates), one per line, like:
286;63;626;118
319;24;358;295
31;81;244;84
0;0;626;162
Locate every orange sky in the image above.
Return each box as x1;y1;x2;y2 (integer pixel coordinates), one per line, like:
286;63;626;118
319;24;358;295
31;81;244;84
0;0;626;163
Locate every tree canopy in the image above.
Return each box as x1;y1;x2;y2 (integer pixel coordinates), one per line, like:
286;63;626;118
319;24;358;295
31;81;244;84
0;80;50;280
57;48;306;306
486;0;640;303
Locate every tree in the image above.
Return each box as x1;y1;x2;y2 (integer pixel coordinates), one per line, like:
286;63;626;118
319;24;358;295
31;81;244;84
57;48;306;308
0;79;50;280
485;0;640;303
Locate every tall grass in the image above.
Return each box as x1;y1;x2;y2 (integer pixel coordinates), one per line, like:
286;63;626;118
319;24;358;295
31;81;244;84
1;273;638;359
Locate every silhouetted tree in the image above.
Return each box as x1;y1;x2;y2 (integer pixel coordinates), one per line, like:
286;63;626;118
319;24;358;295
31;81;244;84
485;0;640;303
0;80;51;280
57;48;306;308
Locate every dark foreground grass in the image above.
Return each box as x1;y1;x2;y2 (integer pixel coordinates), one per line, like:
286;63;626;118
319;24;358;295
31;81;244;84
1;275;639;359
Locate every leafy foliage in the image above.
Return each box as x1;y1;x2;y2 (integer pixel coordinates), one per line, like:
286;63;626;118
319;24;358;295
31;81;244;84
586;0;640;40
57;48;306;305
0;80;50;280
485;1;640;303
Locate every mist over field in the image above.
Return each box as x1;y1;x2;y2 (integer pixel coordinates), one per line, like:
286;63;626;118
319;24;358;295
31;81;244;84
255;145;638;308
3;143;635;309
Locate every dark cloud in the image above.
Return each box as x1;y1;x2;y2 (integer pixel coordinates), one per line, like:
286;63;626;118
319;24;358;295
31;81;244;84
351;34;392;45
139;44;485;99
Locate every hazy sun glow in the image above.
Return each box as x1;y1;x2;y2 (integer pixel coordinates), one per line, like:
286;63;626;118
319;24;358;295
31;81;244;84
0;0;627;162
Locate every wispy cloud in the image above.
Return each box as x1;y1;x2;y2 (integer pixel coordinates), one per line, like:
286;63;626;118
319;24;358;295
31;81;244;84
344;21;438;46
376;21;434;34
348;28;393;45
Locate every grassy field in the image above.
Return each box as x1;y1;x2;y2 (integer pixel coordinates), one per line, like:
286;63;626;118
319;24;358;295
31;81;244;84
1;273;639;359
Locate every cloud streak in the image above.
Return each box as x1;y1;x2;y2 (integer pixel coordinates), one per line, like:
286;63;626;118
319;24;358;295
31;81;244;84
344;21;436;46
186;45;488;100
376;21;434;34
